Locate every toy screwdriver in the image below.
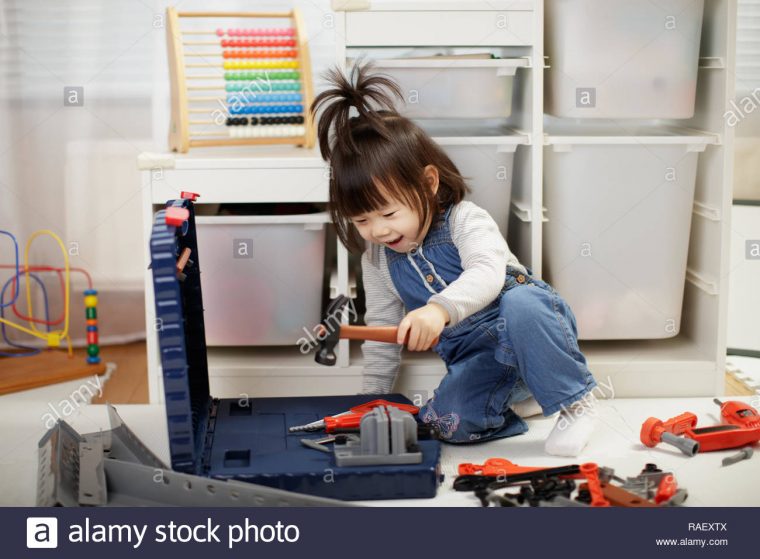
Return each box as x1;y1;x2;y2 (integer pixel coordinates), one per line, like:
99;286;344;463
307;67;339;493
288;399;420;433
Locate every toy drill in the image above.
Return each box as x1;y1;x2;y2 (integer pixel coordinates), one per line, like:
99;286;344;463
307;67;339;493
288;399;419;433
640;399;760;454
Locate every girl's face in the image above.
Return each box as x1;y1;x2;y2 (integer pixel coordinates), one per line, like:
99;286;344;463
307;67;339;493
350;166;439;253
350;199;425;253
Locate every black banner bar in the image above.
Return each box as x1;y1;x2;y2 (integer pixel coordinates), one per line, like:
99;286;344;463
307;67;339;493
8;506;754;559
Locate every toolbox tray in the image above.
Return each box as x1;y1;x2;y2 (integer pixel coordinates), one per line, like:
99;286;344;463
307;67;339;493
150;197;441;501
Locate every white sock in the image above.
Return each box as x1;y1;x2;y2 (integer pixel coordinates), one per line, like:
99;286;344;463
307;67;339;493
544;396;598;457
511;396;543;418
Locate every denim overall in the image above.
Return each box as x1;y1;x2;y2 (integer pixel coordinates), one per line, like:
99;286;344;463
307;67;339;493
385;205;598;443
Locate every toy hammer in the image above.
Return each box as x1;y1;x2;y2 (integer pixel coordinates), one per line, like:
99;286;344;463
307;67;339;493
314;295;438;365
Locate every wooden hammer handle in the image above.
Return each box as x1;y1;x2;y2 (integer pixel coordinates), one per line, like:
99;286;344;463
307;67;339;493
339;325;439;347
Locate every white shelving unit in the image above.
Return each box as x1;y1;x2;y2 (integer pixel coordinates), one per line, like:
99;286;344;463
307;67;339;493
140;0;736;404
138;146;341;404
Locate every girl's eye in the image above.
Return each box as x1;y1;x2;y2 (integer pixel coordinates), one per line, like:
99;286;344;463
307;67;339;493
353;219;367;225
383;211;397;218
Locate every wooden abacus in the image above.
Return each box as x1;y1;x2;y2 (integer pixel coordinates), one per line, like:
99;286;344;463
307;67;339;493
166;8;316;152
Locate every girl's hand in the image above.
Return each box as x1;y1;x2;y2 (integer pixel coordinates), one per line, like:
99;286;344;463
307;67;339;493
397;303;450;351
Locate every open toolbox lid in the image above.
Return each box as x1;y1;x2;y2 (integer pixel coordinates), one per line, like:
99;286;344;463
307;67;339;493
149;194;441;500
150;194;213;472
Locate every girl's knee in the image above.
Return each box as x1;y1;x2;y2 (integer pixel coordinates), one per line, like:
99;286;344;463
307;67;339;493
500;285;550;329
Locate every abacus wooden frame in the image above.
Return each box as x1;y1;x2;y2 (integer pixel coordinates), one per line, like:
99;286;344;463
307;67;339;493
166;8;316;152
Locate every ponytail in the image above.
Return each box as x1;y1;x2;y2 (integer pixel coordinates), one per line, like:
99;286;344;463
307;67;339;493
311;61;402;160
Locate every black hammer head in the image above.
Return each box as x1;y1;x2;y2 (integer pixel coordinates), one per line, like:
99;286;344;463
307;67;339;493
315;294;351;366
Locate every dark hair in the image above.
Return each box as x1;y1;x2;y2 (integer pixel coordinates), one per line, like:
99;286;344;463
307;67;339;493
310;62;469;253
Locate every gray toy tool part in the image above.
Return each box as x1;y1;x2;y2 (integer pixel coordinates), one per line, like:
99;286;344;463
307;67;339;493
660;431;700;456
618;467;688;505
334;406;423;467
78;441;107;506
99;460;353;507
37;405;355;507
37;420;84;507
106;403;168;467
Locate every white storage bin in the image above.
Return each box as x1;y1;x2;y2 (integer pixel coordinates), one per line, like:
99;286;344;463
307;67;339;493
544;0;705;119
420;121;526;236
369;58;528;119
727;205;760;352
195;212;329;346
543;126;715;339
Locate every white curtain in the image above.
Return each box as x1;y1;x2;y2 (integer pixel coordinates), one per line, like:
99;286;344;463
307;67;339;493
0;0;157;347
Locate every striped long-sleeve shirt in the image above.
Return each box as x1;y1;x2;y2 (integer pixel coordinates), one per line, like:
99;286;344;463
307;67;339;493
360;200;527;393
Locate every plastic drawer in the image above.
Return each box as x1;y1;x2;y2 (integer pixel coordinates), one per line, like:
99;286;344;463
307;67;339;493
195;213;329;346
370;58;528;119
344;10;534;47
544;0;705;119
543;127;714;339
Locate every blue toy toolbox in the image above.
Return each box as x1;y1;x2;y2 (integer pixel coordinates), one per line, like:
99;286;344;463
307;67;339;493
149;195;441;501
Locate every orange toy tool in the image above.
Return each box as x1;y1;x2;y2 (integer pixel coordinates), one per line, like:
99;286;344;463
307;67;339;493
314;295;439;366
454;459;611;507
641;401;760;454
640;413;701;456
654;474;678;504
287;399;420;433
458;458;586;480
579;463;611;507
714;398;760;428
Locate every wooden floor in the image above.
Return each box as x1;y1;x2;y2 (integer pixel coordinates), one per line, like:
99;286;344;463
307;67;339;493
4;341;757;403
0;348;106;395
90;341;148;404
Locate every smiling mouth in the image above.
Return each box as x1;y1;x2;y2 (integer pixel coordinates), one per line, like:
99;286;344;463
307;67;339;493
386;236;403;246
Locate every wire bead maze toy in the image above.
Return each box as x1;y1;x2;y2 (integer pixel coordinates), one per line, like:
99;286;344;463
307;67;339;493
0;229;100;364
166;8;316;152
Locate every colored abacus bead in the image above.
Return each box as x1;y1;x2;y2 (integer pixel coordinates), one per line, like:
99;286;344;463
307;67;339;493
86;306;97;319
87;356;101;364
211;21;306;146
87;344;100;357
87;330;98;345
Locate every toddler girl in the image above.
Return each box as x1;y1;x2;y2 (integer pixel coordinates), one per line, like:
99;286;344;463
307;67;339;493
311;64;599;456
